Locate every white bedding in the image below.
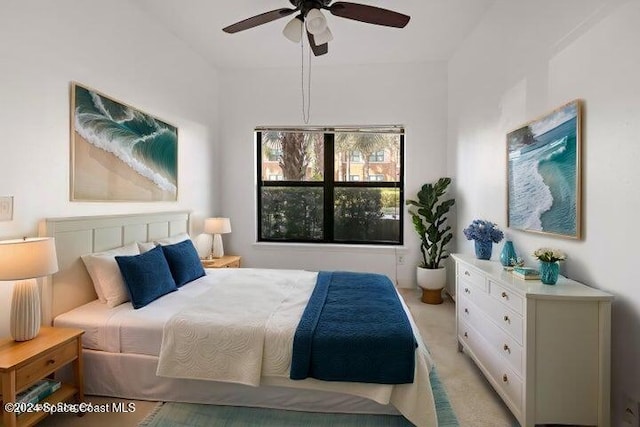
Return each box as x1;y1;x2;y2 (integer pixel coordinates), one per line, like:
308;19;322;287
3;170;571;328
54;268;437;426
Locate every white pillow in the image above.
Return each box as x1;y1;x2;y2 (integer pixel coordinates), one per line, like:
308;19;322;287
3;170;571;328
137;233;190;253
137;241;157;253
154;233;191;246
81;242;140;307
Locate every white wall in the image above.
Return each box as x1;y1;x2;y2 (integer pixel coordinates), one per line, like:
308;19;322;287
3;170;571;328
0;0;219;336
447;0;640;424
218;62;448;286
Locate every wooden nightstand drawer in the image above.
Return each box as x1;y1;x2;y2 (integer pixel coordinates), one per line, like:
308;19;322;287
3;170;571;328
202;255;241;269
15;340;77;392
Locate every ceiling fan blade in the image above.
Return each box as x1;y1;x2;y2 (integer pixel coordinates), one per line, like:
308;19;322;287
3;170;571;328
223;8;297;34
307;31;328;56
328;2;410;28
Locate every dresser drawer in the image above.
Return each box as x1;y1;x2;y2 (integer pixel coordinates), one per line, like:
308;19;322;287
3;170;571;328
489;280;524;315
459;294;523;374
459;319;523;413
457;263;487;292
494;361;523;414
483;297;524;345
15;339;78;391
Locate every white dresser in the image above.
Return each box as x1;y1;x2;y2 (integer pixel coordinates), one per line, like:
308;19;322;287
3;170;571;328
452;254;613;427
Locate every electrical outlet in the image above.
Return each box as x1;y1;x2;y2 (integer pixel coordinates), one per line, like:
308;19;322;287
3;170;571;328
396;254;405;265
0;196;12;221
623;398;639;426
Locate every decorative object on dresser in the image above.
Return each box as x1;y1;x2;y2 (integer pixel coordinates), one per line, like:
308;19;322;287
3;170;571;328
201;255;242;269
204;217;232;259
452;253;613;427
405;177;455;304
511;266;539;280
0;327;85;427
499;240;517;268
506;99;582;239
0;237;59;341
463;219;504;260
533;247;566;285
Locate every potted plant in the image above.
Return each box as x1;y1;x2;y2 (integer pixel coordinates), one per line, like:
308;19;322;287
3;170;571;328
406;177;455;304
463;219;504;260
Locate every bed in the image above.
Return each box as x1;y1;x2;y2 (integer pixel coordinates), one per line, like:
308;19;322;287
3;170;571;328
39;211;438;426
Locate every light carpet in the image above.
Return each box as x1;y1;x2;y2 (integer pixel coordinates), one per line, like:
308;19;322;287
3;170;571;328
138;369;457;427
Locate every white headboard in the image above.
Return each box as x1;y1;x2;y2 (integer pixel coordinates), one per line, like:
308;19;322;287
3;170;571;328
39;211;190;325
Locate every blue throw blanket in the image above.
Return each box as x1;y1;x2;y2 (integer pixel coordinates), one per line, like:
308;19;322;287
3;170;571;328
290;271;416;384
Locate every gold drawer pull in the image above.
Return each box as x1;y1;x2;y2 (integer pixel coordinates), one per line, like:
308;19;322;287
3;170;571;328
503;315;510;323
502;374;508;383
501;291;508;299
503;344;511;354
464;288;471;294
464;271;470;276
464;308;469;314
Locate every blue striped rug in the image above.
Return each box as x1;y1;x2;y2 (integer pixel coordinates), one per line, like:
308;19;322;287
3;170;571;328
139;369;458;426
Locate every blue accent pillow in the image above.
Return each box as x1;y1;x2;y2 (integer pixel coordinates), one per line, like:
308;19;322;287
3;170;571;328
115;245;178;309
161;239;206;287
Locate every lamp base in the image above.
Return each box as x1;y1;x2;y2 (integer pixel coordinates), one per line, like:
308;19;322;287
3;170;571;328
10;279;41;341
211;234;224;259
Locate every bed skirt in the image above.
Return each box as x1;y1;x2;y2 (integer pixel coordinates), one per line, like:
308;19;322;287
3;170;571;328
56;349;401;416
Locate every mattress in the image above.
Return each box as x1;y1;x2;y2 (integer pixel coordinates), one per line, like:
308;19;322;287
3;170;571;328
56;269;226;354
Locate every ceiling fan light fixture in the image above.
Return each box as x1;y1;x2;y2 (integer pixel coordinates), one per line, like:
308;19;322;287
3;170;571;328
283;16;303;43
305;8;327;35
314;27;333;45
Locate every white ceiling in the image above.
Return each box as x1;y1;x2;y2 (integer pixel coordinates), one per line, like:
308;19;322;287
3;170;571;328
130;0;495;69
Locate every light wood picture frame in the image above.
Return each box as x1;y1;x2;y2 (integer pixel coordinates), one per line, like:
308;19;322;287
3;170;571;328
70;82;178;201
506;100;582;239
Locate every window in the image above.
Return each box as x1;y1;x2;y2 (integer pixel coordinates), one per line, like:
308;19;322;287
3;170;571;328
349;151;362;163
257;128;404;244
369;150;385;162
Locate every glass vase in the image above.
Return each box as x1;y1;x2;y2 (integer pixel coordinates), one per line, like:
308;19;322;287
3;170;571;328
500;240;517;267
539;261;559;285
474;240;493;260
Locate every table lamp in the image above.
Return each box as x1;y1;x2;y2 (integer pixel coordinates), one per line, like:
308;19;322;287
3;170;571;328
0;237;58;341
204;218;231;259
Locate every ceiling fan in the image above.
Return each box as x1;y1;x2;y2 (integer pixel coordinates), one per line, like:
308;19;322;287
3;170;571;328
222;1;411;56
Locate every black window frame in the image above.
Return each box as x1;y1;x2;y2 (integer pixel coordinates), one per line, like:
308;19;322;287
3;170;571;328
256;129;404;245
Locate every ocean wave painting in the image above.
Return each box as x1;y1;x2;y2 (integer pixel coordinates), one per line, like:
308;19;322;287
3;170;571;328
71;82;178;201
507;100;581;238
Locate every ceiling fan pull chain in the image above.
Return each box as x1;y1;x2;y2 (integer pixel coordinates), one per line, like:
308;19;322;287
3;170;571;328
301;35;311;124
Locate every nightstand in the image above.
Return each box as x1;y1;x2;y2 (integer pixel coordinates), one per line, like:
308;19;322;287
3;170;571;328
0;327;84;427
202;255;241;269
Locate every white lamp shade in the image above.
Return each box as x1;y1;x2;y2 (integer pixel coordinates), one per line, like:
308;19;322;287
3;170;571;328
314;27;333;45
204;218;232;234
0;237;58;341
0;237;58;280
305;8;327;35
283;16;303;43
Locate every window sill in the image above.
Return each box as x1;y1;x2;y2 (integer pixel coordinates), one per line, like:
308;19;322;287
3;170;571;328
252;242;407;254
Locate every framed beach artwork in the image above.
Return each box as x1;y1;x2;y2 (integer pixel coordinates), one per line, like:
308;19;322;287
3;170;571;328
506;100;582;239
70;82;178;201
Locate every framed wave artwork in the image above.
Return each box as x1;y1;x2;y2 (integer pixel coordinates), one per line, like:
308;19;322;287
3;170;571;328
506;100;582;239
70;82;178;201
